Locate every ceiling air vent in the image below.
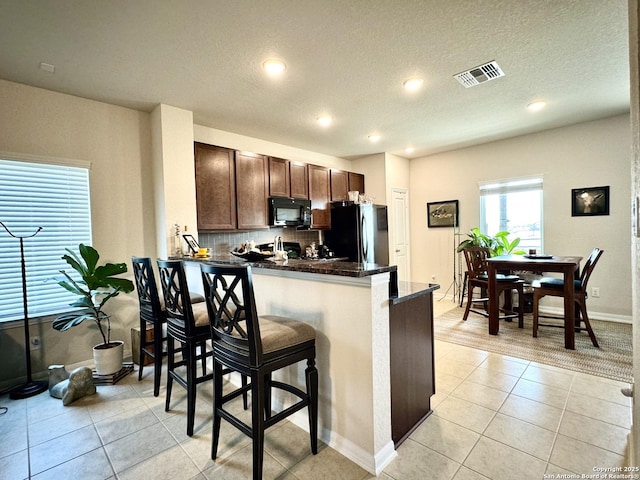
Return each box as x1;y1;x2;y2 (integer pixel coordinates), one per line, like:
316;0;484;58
454;61;505;88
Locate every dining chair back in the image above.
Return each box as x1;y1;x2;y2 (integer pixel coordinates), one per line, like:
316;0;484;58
157;259;213;436
462;247;525;327
532;248;603;347
201;263;318;480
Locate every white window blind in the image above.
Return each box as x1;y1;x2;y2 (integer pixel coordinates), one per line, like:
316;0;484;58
0;157;92;322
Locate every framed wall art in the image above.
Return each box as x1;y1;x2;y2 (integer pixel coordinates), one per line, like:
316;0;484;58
571;186;610;216
427;200;459;228
183;234;200;253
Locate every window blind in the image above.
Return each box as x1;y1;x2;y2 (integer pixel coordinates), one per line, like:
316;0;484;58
0;158;92;322
479;175;543;196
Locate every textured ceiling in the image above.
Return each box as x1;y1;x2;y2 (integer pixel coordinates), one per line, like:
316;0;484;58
0;0;630;159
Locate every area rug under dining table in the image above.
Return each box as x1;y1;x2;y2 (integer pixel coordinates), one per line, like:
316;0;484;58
434;305;633;383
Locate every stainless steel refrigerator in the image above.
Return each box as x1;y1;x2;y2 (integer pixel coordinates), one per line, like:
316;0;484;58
324;202;389;264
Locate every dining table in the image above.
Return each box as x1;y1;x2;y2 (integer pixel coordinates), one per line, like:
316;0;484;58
486;254;582;349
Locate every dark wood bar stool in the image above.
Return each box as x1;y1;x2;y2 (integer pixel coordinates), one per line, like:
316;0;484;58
132;257;205;397
157;259;213;436
131;257;167;397
200;263;318;480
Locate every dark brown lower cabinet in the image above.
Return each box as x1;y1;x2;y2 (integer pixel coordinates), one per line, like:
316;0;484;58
389;290;435;447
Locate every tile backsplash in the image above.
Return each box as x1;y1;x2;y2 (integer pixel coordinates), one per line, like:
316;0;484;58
198;228;322;255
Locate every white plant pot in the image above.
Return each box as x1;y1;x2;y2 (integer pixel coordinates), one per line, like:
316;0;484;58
93;340;124;375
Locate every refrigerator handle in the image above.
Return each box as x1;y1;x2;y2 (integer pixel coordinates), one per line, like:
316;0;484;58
361;214;368;261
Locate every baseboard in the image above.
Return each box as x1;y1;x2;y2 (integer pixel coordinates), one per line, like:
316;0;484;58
285;410;397;475
225;371;398;475
538;306;632;324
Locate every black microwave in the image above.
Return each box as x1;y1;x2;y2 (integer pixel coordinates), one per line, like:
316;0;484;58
269;197;312;227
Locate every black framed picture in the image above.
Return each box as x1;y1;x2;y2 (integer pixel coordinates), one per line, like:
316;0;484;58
571;186;610;216
427;200;459;227
183;234;200;253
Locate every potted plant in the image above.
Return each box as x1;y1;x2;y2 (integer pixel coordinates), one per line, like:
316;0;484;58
52;244;134;375
456;227;525;256
455;227;494;253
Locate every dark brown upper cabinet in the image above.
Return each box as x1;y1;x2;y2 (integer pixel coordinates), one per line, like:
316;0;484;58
348;172;365;195
268;157;309;199
308;164;331;229
235;151;269;230
268;156;290;197
194;143;237;230
289;161;309;199
330;169;349;201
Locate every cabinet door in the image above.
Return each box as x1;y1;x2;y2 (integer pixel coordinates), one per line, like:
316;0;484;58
235;151;269;230
194;143;236;230
330;169;349;201
348;172;365;195
308;164;331;229
289;162;309;199
268;156;290;197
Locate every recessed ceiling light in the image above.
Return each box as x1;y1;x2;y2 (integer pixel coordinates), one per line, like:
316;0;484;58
402;77;424;91
262;59;286;75
317;115;332;127
368;134;381;142
405;146;415;154
527;101;546;111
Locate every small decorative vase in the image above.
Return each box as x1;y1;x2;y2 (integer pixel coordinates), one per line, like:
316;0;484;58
93;340;124;375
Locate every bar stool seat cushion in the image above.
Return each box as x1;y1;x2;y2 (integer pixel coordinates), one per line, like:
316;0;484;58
260;315;316;353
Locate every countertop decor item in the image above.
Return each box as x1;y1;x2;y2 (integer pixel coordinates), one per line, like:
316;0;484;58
52;244;134;374
230;250;274;261
0;220;48;399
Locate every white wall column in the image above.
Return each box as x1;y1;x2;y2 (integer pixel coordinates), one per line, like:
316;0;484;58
151;104;198;258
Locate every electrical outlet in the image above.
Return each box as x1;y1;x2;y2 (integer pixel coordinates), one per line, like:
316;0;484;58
591;287;600;298
30;336;41;351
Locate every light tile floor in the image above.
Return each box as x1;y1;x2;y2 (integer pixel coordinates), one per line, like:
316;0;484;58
0;300;632;480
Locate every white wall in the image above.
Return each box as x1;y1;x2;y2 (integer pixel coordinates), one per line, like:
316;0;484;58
0;79;152;385
194;124;351;170
352;153;387;203
410;114;632;319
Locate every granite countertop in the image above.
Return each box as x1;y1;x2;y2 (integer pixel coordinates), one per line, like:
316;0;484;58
173;254;397;278
390;281;440;304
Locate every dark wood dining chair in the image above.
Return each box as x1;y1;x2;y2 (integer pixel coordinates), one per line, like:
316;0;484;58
157;259;214;436
462;247;525;327
532;248;603;347
200;263;318;480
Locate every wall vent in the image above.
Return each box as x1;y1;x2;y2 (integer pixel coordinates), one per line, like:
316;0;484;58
454;61;505;88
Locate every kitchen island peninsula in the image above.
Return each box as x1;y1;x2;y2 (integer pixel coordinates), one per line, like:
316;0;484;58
178;255;438;475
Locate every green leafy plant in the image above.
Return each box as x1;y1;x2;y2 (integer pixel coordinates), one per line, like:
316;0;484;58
456;227;494;252
492;230;525;256
456;227;525;256
52;244;134;346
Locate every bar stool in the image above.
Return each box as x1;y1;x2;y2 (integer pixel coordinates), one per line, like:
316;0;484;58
132;257;205;397
200;263;318;480
157;259;213;436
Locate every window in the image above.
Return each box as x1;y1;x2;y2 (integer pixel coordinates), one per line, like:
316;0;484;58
0;155;92;322
479;176;543;252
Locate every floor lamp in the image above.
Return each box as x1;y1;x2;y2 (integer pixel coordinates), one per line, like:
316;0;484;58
1;221;48;399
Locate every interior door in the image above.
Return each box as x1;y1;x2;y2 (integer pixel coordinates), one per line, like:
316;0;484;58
392;189;410;281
